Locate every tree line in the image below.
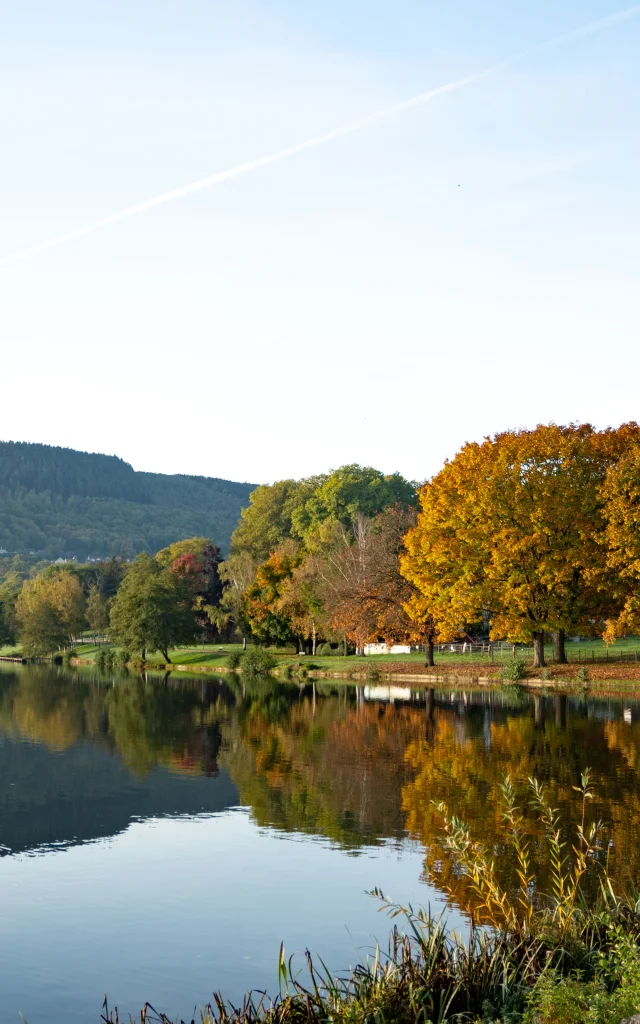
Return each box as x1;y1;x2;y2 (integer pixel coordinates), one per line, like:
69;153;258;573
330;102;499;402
0;440;254;559
222;426;640;668
3;426;640;665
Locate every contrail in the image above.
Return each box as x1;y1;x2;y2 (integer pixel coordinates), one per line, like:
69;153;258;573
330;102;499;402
2;3;639;267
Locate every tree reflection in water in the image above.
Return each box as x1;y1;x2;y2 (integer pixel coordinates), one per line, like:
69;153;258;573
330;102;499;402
1;666;640;915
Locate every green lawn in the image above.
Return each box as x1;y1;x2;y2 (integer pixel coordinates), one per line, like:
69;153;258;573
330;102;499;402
8;635;640;672
0;644;23;657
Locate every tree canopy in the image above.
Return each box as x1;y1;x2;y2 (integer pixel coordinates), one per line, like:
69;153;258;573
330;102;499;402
108;554;198;660
15;570;85;656
401;423;640;666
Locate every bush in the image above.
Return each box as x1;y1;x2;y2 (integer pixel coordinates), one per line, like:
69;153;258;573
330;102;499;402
316;642;343;657
227;650;243;670
500;658;527;682
116;648;130;669
241;647;276;676
576;666;590;683
96;648;116;672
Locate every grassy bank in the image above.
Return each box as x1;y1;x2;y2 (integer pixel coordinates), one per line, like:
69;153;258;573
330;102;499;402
63;642;640;693
104;773;640;1024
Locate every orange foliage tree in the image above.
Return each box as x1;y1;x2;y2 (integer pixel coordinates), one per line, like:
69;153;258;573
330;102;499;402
401;423;639;668
599;436;640;641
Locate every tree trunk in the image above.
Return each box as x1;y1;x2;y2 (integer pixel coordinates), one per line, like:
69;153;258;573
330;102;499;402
426;687;435;720
343;633;348;657
141;647;146;661
534;694;545;729
242;636;247;650
555;694;567;729
424;639;435;667
162;648;171;664
312;623;316;657
553;629;567;664
532;631;545;668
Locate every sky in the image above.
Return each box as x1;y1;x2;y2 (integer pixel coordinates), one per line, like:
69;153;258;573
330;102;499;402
1;0;639;486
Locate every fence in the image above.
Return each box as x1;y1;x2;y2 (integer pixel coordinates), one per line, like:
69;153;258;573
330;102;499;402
426;641;640;664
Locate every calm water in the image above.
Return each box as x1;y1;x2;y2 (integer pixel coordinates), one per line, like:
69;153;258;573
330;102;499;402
1;667;640;1022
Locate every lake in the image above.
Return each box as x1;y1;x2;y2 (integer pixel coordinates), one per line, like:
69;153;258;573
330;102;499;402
1;665;640;1023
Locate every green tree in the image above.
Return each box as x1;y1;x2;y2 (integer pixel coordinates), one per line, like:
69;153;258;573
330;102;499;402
218;551;258;645
292;465;416;546
109;554;198;661
85;584;110;633
0;572;23;648
15;570;86;656
230;479;316;560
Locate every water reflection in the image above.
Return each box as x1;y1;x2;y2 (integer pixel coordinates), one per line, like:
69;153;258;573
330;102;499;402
1;666;640;906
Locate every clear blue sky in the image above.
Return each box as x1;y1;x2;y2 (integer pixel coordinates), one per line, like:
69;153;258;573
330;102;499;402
1;1;638;484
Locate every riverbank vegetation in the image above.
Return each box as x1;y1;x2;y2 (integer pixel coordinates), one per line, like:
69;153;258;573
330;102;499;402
102;771;640;1024
5;423;640;671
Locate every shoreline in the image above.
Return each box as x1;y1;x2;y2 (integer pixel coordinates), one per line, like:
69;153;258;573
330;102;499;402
61;655;640;697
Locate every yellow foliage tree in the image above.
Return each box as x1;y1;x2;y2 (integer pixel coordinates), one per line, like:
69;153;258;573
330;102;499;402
599;438;640;641
401;423;638;667
15;570;85;656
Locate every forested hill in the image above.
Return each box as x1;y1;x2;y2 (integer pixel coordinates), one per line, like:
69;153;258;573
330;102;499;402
0;441;255;559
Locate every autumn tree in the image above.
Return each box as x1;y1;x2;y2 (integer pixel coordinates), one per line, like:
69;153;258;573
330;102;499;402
109;554;197;661
15;570;86;656
242;542;302;648
163;539;224;640
306;506;448;663
401;423;635;668
275;557;326;655
599;437;640;640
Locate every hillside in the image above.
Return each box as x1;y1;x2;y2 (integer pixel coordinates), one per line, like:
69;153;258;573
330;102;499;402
0;441;255;559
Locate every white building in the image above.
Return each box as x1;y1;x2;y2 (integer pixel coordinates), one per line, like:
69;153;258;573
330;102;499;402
363;642;411;655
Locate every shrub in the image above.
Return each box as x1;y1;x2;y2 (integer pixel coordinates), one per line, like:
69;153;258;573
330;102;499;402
317;643;343;657
96;648;116;672
241;647;276;676
576;666;590;683
500;658;527;682
116;648;130;669
227;650;243;670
